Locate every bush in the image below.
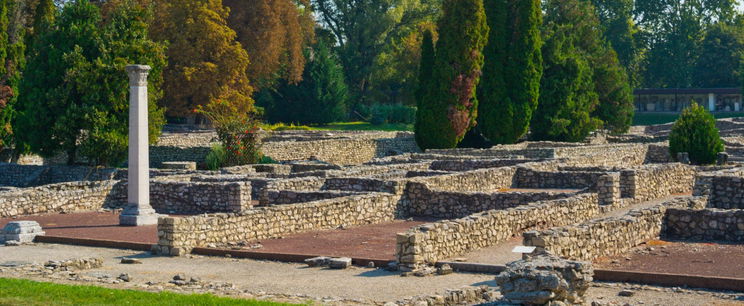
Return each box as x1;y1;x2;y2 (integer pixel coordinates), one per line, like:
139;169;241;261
669;103;724;165
197;100;263;167
205;144;227;170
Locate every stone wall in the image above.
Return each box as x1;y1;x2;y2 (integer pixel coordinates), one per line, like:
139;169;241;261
619;164;695;201
429;159;543;172
0;181;120;217
111;180;252;214
523;197;706;261
262;190;361;205
405;182;575;218
154;193;403;255
408;167;517;193
514;167;606;190
0;164;119;187
707;175;744;209
664;208;744;242
395;193;599;266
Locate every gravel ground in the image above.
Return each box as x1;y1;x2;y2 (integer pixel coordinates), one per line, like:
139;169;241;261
1;243;742;305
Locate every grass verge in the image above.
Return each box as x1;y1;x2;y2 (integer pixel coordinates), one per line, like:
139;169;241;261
0;278;297;306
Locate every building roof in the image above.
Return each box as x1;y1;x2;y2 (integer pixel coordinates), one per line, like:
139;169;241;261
634;88;741;95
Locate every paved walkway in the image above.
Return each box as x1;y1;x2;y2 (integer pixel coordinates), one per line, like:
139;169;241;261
0;212;157;244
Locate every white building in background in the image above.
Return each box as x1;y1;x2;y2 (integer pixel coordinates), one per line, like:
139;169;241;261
634;88;742;113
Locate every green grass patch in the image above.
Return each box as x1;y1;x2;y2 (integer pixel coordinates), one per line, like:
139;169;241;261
632;112;744;126
0;278;296;306
262;121;413;132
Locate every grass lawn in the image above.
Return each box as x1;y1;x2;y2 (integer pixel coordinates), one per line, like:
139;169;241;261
0;278;297;306
633;112;744;126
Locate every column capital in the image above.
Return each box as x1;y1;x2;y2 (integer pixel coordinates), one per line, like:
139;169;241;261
126;65;151;86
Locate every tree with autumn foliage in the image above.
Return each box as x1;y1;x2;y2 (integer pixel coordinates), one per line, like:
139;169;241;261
414;0;488;150
150;0;253;117
224;0;314;89
1;0;27;151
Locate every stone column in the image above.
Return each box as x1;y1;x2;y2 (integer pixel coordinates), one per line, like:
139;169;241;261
708;93;716;112
120;65;159;226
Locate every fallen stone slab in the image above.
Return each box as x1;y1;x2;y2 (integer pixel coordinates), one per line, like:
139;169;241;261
120;258;143;264
305;256;331;267
329;257;352;269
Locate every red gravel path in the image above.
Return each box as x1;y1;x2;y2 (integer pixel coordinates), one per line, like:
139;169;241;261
244;220;430;260
0;212;157;244
595;240;744;279
1;213;429;260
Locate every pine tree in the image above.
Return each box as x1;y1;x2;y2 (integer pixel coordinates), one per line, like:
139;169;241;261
415;0;489;150
477;0;542;144
27;0;55;47
532;1;602;142
263;39;348;124
15;0;166;165
150;0;253;117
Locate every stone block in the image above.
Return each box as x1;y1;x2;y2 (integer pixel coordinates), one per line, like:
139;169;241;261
329;257;352;269
1;221;45;243
496;254;593;305
304;256;331;267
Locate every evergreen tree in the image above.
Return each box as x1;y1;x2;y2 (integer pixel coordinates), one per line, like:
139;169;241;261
533;0;601;142
27;0;55;47
0;0;26;151
477;0;542;144
415;0;488;149
694;23;743;88
592;46;634;134
150;0;253;117
15;0;166;166
262;39;348;124
669;103;724;165
414;29;434;143
0;0;7;80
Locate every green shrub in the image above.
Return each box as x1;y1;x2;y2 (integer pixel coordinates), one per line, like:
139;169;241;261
669;103;724;165
205;144;227;170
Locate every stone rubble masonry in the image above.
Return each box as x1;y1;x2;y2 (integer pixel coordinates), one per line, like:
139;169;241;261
707;175;744;209
619;163;696;201
160;162;197;170
0;163;119;187
395;193;599;266
154;192;403;256
664;208;744;242
262;190;363;206
523;196;707;261
495;254;593;305
405;182;575;219
0;181;121;218
112;180;252;214
407;167;518;193
514;167;607;190
597;173;621;207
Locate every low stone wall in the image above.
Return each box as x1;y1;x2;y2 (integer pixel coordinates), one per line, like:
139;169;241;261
408;167;517;193
405;182;574;219
620;164;695;201
262;190;360;205
396;193;599;266
429;159;543;172
664;208;744;242
524;197;706;261
0;164;119;187
321;178;400;193
0;181;120;217
707;175;744;209
155;193;403;255
514;167;606;190
111;180;252;214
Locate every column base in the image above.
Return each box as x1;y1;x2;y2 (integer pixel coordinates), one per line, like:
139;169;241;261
119;205;160;226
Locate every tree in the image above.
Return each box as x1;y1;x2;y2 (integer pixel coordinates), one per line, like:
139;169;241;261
693;22;743;88
150;0;253;117
533;0;602;142
589;0;642;87
637;0;737;88
477;0;542;144
313;0;441;105
14;0;166;166
669;102;724;165
0;0;27;151
261;39;348;124
223;0;314;88
592;46;634;134
414;0;488;149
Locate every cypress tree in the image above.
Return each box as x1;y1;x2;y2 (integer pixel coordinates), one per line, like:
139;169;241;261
477;0;542;144
532;1;602;142
415;0;489;150
414;29;435;147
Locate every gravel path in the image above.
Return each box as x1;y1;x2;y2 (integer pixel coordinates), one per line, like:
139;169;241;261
1;243;742;305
